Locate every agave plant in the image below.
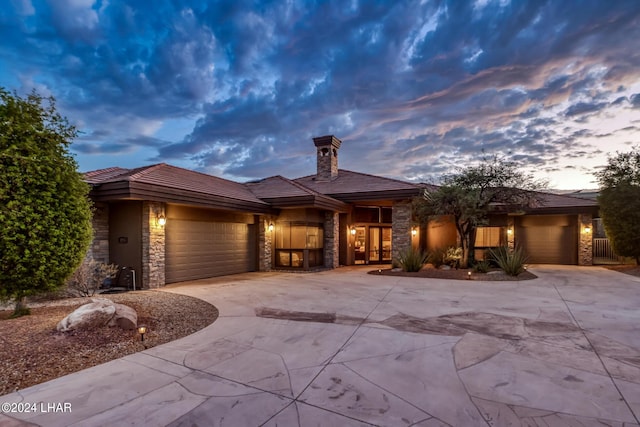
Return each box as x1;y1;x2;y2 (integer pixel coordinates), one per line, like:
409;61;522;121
396;247;428;272
489;246;528;276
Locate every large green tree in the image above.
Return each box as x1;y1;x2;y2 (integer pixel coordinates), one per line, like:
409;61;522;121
596;147;640;264
414;156;545;268
0;88;93;315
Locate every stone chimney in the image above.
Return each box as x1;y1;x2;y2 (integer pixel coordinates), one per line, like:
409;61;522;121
313;135;341;181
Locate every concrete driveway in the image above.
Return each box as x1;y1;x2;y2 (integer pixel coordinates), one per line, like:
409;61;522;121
2;266;640;426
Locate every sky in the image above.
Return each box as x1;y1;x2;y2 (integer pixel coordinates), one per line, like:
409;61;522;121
1;0;640;190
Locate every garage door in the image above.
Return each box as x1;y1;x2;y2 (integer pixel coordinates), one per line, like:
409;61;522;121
516;215;577;264
166;220;256;283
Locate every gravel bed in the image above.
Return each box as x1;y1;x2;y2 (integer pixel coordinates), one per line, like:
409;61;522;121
372;266;537;281
0;291;218;395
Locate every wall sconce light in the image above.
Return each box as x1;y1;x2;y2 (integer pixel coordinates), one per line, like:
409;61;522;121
350;227;356;236
268;223;274;232
137;325;147;342
411;227;417;236
507;228;513;235
157;215;166;226
583;226;591;234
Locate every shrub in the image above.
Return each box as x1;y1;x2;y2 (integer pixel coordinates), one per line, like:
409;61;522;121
427;247;446;267
489;246;528;276
444;246;463;269
395;247;428;272
66;258;119;297
473;260;491;273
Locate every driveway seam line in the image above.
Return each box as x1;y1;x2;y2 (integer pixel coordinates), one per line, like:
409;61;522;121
260;284;397;427
551;282;640;424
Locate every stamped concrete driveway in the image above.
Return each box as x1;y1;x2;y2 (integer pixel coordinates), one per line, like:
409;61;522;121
2;266;640;426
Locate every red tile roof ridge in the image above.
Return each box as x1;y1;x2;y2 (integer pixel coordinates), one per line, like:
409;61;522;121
296;169;421;187
272;175;331;196
83;166;128;177
126;163;168;180
247;175;332;198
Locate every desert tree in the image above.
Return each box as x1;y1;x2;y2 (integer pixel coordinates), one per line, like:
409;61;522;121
595;147;640;264
414;156;545;268
0;88;93;316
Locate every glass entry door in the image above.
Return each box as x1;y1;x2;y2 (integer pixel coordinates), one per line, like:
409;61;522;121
369;226;392;264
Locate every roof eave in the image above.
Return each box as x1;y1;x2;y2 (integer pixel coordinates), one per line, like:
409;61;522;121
90;181;274;214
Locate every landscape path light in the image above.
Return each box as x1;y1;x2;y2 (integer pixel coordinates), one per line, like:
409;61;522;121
137;325;147;342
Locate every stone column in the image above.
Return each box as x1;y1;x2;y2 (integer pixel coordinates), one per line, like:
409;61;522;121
392;201;412;263
258;216;273;271
142;201;166;288
507;217;515;250
324;211;339;268
89;202;109;264
578;213;593;266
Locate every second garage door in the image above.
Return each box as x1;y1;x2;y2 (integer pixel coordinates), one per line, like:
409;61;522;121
166;219;256;283
516;215;577;264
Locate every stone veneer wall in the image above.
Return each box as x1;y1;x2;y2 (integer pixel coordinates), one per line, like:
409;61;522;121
90;202;109;263
142;201;166;288
258;216;273;271
578;213;593;266
392;201;412;263
317;149;338;181
324;211;340;268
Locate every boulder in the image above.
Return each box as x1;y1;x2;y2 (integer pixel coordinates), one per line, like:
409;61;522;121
57;300;116;332
56;298;138;332
107;303;138;330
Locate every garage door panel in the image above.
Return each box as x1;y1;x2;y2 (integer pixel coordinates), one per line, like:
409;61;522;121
516;215;577;265
166;219;255;283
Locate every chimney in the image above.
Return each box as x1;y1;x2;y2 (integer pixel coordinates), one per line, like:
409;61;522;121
313;135;341;181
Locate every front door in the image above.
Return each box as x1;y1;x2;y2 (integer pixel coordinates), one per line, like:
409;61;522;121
369;226;392;264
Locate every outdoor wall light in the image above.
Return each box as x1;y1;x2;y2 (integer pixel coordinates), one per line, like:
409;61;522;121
583;226;592;234
268;223;274;232
137;326;147;342
157;215;166;226
507;228;513;235
350;227;356;236
411;227;418;236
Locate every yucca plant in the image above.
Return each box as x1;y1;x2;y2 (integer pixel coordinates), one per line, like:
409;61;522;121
489;246;528;276
396;247;428;272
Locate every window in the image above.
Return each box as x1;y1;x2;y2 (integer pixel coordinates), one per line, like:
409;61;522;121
275;222;324;268
354;207;379;223
475;227;504;248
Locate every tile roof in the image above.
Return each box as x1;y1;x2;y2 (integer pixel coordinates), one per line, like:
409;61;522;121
247;176;348;211
87;163;270;210
85;163;598;214
294;169;423;202
84;167;131;184
534;191;599;209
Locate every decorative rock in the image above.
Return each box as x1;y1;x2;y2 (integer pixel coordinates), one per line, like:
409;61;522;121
108;303;138;330
56;298;138;332
57;300;116;332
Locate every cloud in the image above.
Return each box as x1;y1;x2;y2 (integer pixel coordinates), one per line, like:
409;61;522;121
1;0;639;189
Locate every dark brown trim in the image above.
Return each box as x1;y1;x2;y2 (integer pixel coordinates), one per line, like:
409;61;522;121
90;182;274;214
327;189;422;203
